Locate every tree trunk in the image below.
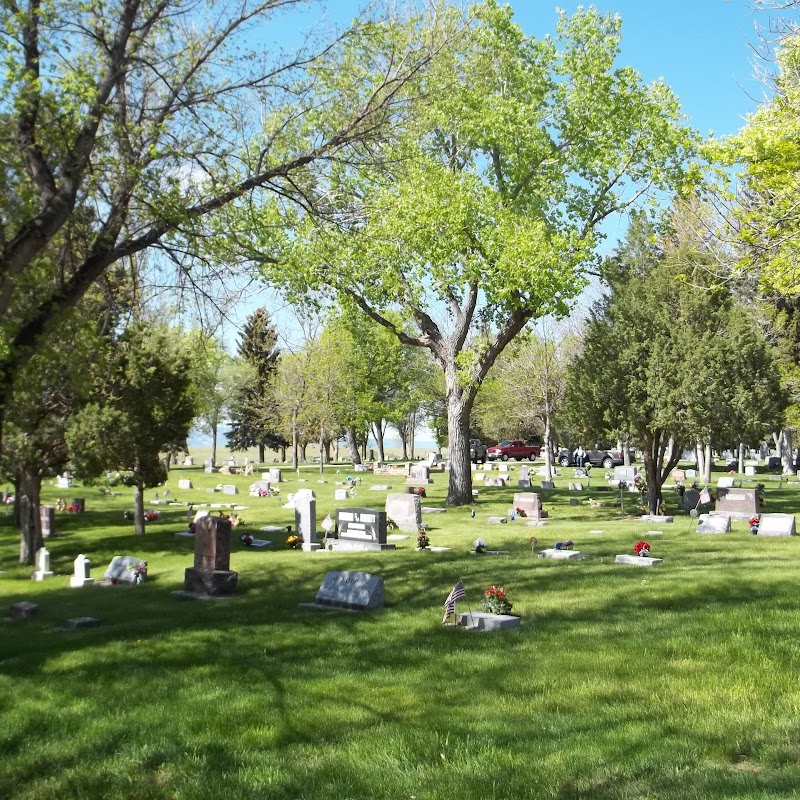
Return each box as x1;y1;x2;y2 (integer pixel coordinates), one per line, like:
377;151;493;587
18;469;43;565
445;396;473;506
643;434;682;515
542;415;553;482
280;443;287;462
703;442;712;484
211;421;218;466
738;441;745;474
258;443;265;464
779;428;794;475
372;420;386;463
319;429;325;475
346;426;361;464
133;479;146;536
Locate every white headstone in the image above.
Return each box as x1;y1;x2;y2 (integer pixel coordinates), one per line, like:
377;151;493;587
269;468;282;483
70;554;94;587
539;549;583;560
696;514;731;534
193;509;210;524
335;488;348;501
103;555;145;584
33;547;53;581
685;469;697;478
757;513;796;536
294;489;319;550
222;484;239;495
744;465;756;476
717;476;735;488
385;493;422;532
615;554;663;566
178;479;193;490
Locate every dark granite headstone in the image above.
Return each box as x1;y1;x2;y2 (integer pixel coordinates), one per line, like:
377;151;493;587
328;508;394;552
184;516;238;595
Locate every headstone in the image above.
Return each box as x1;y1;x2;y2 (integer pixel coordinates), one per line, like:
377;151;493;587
32;547;53;581
484;476;506;487
222;484;239;495
613;466;637;483
329;508;394;552
682;488;700;509
406;464;432;485
696;514;731;534
456;612;520;631
497;462;509;473
40;505;56;539
539;549;583;560
744;465;756;476
306;570;384;611
568;482;584;491
294;489;319;551
717;476;736;488
10;601;39;619
672;468;686;482
639;515;674;523
269;468;282;483
56;473;72;489
385;493;422;533
541;481;555;489
715;487;759;520
685;469;697;478
62;616;101;629
249;480;270;496
193;509;210;524
767;456;781;470
335;488;348;501
204;458;216;473
615;554;664;566
183;455;194;466
513;492;548;521
183;516;238;595
757;513;796;536
520;465;530;480
70;554;94;587
71;498;85;513
102;555;145;584
486;516;507;524
178;479;193;490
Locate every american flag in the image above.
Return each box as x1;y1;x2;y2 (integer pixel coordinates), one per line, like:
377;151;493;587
442;580;466;623
699;488;711;505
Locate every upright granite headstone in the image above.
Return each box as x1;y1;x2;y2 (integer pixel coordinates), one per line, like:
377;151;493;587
385;493;422;532
311;571;384;610
222;484;239;495
294;489;319;551
269;468;282;484
717;476;736;489
518;465;531;488
177;479;193;490
183;516;238;595
329;508;394;552
682;488;700;509
40;505;56;539
406;464;432;485
513;492;547;521
103;555;145;584
757;513;796;536
715;488;760;520
613;466;637;483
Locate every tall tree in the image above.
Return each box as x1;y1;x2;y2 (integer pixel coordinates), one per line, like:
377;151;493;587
226;309;286;462
267;3;698;504
0;0;464;453
67;323;197;535
566;217;785;512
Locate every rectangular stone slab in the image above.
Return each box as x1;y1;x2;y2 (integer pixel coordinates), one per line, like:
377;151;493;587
757;513;796;536
615;554;663;566
457;611;520;631
538;549;583;560
314;570;383;610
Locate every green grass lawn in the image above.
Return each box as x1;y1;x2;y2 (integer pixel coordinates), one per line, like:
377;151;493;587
2;462;800;799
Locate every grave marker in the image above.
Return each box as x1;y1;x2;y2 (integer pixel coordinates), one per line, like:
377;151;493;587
70;554;94;587
696;514;731;534
513;492;547;521
757;513;796;536
329;508;394;552
294;489;320;551
178;479;193;490
40;505;56;539
103;555;144;584
715;487;760;520
183;516;238;595
385;493;422;532
32;547;53;581
305;570;384;611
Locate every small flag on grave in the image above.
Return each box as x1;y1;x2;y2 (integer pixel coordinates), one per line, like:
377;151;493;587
699;488;711;505
442;580;466;624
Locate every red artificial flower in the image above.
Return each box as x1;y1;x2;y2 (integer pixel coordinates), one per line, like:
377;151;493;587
633;540;651;556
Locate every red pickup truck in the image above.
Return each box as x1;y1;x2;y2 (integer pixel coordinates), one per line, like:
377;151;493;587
486;440;541;461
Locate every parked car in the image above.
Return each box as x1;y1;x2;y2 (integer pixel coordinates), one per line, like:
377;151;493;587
558;445;625;469
470;438;488;464
487;439;541;461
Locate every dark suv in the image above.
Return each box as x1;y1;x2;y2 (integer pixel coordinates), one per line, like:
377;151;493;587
558;446;626;469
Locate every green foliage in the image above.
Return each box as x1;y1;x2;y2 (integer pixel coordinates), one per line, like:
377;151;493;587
66;323;196;488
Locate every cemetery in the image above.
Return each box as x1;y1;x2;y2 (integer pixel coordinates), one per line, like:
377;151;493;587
3;456;800;798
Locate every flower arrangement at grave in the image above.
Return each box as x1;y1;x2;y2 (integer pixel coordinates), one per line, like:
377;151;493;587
240;533;254;546
749;516;760;535
633;540;651;557
67;503;80;514
514;506;526;518
144;510;161;522
553;540;574;550
473;538;487;554
286;534;303;549
230;512;245;527
416;487;427;498
127;560;147;584
482;585;513;615
55;498;67;511
634;475;647;494
416;530;430;550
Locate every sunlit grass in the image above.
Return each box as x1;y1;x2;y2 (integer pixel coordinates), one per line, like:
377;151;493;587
2;462;800;798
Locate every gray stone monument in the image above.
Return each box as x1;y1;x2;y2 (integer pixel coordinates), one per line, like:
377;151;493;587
294;489;320;551
715;487;760;520
328;508;394;552
385;493;422;532
269;468;282;483
682;488;700;509
757;513;796;536
513;492;547;521
183;516;238;595
303;570;384;611
178;479;193;490
406;464;432;485
696;514;731;534
40;505;56;539
103;555;145;584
